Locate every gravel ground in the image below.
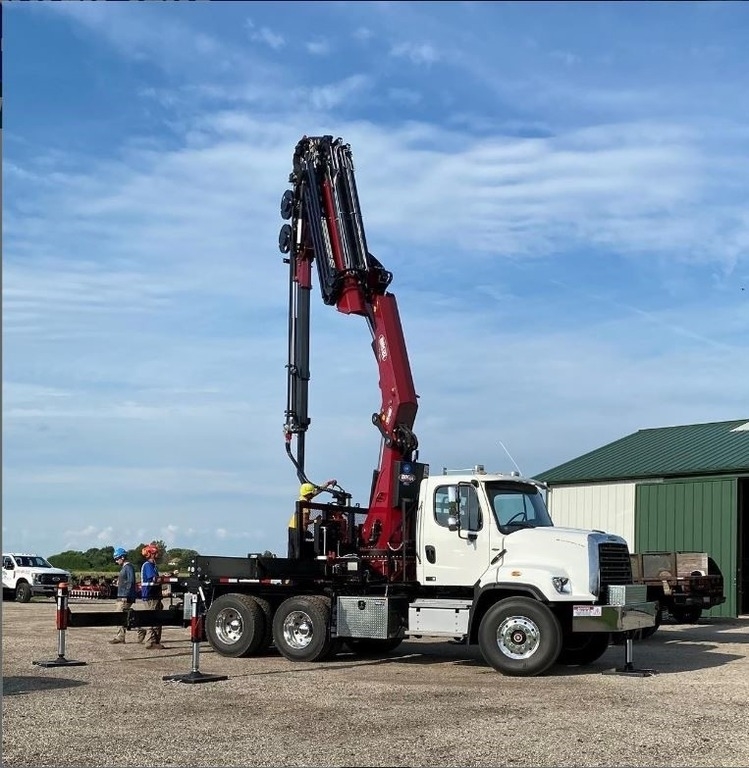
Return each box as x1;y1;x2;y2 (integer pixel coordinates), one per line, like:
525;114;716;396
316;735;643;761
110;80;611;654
2;600;748;767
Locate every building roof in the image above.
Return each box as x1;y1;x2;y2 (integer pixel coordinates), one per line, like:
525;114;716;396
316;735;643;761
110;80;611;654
536;418;749;485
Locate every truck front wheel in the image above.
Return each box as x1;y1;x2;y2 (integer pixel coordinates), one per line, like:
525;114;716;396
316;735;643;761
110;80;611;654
556;632;610;666
273;596;334;662
206;594;267;657
15;582;32;603
478;597;562;677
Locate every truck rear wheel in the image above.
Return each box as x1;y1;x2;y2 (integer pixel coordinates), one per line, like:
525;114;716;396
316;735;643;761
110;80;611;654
273;595;333;662
478;597;562;677
253;596;274;650
556;632;610;666
15;582;32;603
206;594;267;657
670;606;702;624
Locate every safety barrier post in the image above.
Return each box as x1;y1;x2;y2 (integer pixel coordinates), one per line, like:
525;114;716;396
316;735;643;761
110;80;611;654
162;591;227;684
33;583;87;668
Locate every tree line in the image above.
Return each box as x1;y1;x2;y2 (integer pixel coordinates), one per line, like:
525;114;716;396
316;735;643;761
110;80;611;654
48;543;200;573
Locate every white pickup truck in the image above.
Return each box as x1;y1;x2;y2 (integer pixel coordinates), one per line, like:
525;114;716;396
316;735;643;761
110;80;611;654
2;553;71;603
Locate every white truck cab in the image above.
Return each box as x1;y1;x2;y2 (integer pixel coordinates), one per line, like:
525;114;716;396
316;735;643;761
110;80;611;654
2;553;71;603
416;468;626;599
401;467;653;674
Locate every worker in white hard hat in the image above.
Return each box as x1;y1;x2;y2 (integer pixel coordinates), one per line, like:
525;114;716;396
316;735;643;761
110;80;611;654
287;479;336;559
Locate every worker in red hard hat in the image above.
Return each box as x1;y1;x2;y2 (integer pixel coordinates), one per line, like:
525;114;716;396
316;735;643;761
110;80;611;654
137;543;165;649
287;479;336;559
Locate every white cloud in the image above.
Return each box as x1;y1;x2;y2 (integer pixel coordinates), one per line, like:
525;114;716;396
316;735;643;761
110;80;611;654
245;19;285;50
292;74;373;111
390;41;440;66
354;27;374;42
306;39;331;56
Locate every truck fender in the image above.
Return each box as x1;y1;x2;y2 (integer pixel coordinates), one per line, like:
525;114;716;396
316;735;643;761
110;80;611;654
468;583;547;644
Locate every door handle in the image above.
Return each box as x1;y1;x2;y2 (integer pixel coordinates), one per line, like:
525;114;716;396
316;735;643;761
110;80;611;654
425;545;436;564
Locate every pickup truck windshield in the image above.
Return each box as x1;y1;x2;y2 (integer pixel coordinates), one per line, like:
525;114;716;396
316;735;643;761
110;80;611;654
485;482;553;529
12;556;54;568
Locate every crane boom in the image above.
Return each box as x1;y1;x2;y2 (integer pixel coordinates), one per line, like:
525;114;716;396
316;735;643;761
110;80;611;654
278;136;421;577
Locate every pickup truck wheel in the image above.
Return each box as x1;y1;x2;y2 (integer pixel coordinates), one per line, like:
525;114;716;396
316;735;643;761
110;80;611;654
556;632;610;666
273;595;333;662
15;582;32;603
671;606;702;624
205;594;267;657
478;597;562;677
344;637;403;656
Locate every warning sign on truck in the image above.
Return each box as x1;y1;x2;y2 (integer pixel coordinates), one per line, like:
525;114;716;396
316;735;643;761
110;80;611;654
573;605;602;617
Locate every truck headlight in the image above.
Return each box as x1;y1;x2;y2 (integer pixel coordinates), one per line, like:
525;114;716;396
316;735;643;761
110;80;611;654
32;574;41;584
552;577;571;594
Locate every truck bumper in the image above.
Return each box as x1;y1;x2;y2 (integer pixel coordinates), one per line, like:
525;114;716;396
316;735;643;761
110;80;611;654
32;586;57;598
672;595;726;609
572;601;658;633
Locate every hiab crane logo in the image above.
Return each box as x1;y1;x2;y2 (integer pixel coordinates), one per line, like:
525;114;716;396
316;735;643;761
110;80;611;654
378;334;388;361
399;462;416;485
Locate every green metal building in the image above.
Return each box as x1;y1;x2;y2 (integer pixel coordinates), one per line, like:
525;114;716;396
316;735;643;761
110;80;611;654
536;418;749;618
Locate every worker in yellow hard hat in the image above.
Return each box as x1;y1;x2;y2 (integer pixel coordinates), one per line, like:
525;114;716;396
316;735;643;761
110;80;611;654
287;479;336;559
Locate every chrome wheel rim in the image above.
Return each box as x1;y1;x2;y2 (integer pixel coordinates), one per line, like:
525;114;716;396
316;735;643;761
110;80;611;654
214;608;244;646
496;615;540;659
282;610;314;650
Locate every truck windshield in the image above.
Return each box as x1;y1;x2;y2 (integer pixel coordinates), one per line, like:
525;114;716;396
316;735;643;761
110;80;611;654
14;556;53;568
484;482;553;530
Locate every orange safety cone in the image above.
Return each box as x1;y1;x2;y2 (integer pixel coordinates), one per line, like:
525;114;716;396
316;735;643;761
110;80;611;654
33;583;87;668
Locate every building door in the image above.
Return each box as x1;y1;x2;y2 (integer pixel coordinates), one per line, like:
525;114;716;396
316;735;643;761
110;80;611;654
635;477;737;618
739;478;749;615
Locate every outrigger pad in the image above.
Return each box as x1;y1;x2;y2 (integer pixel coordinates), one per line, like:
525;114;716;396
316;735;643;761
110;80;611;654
33;657;87;668
603;666;657;678
162;671;228;685
603;636;657;677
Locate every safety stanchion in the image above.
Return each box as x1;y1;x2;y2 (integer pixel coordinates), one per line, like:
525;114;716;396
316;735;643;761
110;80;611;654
162;592;227;684
33;583;87;668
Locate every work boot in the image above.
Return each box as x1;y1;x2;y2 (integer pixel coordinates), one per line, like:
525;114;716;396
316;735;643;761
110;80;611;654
146;642;166;650
108;638;125;644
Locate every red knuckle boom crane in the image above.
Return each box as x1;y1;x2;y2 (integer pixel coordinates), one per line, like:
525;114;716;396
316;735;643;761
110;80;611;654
278;135;425;580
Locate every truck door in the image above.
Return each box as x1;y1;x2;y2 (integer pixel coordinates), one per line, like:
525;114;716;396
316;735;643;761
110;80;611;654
2;556;15;590
417;481;494;586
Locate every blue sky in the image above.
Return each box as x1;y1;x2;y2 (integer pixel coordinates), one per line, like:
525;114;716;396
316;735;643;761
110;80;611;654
3;1;748;559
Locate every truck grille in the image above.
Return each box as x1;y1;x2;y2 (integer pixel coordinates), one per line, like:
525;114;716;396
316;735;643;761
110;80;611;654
598;542;633;597
37;574;66;586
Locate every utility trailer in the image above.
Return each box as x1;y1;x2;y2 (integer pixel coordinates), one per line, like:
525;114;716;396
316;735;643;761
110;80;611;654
631;551;725;637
